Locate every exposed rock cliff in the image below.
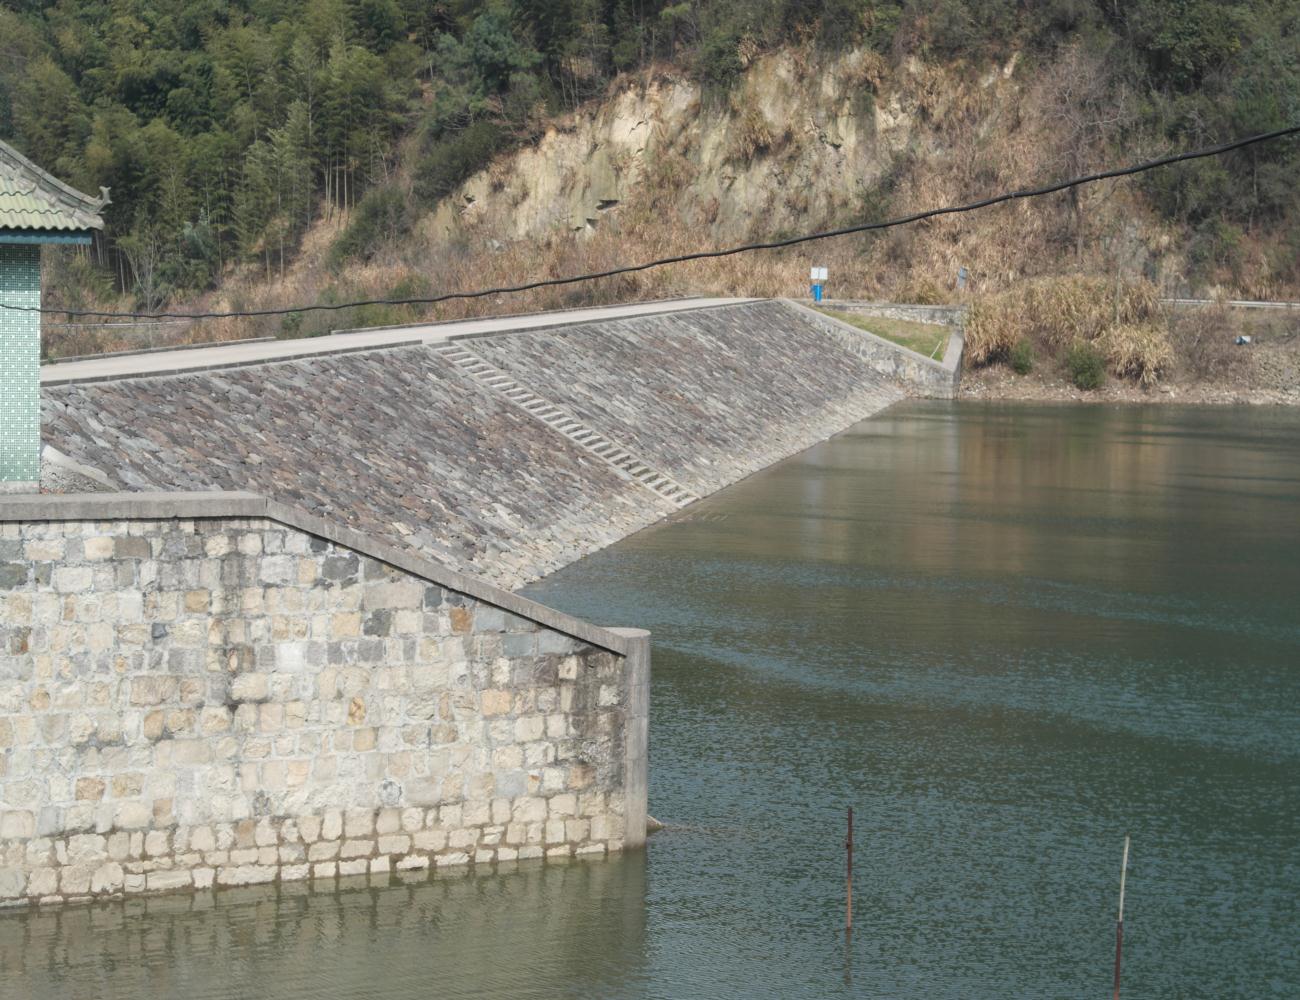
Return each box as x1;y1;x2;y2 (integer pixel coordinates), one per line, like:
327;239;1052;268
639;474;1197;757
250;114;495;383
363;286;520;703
427;49;948;245
405;45;1172;306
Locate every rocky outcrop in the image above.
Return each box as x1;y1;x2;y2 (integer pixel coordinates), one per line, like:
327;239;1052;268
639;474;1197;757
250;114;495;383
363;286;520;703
425;49;978;246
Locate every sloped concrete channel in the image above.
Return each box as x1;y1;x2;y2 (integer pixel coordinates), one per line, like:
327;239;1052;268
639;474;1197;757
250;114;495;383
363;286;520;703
40;299;959;590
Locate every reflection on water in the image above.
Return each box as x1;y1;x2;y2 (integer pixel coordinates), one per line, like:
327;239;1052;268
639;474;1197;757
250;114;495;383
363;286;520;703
3;401;1298;999
0;858;648;1000
527;402;1300;1000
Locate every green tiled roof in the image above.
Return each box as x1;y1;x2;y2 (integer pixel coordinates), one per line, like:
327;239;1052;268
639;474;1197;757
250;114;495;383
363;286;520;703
0;140;107;233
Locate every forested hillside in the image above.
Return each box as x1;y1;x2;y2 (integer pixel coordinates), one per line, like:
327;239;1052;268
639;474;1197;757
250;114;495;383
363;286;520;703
1;0;1298;319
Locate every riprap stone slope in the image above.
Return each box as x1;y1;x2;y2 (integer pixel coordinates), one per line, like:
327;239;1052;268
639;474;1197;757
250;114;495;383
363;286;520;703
43;301;903;589
470;299;905;498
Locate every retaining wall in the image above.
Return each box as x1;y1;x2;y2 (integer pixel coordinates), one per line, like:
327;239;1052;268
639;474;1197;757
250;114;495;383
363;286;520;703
0;493;648;907
786;300;964;398
821;300;967;326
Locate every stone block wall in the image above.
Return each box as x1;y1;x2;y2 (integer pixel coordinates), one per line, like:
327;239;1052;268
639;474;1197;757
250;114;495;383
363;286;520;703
0;494;648;906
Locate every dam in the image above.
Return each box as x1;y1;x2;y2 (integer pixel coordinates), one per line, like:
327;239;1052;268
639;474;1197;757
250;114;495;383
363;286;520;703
1;298;959;906
3;401;1296;999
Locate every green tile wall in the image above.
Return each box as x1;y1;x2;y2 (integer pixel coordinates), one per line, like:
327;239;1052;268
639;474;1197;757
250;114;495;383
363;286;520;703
0;243;40;484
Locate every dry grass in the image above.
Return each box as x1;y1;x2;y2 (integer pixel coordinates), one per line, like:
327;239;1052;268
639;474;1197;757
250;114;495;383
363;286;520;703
1097;322;1173;385
966;276;1160;362
966;275;1171;384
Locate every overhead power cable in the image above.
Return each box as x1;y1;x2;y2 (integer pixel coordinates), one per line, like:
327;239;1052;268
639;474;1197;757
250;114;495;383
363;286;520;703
7;123;1299;321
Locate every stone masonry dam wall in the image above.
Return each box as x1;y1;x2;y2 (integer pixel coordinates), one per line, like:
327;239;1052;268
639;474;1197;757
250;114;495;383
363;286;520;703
3;298;946;905
0;494;648;907
40;299;918;590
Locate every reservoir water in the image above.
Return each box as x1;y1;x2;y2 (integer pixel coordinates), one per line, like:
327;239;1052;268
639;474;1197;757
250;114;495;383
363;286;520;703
4;401;1298;998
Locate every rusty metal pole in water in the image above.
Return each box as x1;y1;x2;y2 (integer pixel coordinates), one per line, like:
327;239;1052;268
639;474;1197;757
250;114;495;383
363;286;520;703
845;806;854;932
1113;834;1130;1000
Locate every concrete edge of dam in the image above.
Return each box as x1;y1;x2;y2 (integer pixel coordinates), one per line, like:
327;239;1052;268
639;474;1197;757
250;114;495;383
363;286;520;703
778;298;964;399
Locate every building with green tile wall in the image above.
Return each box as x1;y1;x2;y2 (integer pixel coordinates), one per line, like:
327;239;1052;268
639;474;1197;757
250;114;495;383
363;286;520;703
0;140;107;492
0;243;40;487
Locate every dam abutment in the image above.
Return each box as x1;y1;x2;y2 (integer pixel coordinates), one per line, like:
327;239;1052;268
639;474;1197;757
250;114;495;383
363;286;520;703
0;493;648;907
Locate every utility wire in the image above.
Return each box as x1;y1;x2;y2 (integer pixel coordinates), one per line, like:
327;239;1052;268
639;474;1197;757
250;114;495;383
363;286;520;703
7;123;1299;321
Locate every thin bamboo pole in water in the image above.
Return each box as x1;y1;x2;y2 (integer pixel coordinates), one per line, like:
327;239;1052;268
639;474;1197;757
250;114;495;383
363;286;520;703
1113;834;1130;1000
845;807;854;932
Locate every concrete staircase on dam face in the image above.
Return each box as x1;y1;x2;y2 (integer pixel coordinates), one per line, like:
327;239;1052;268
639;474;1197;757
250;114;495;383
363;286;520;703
434;342;701;508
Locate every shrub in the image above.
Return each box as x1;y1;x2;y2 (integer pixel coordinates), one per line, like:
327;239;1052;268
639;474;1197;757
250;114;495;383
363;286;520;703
698;28;744;90
1187;219;1245;283
328;186;412;268
642;146;697;201
1169;304;1247;381
1010;338;1034;374
280;311;304;338
387;273;434;301
730;107;779;161
967;276;1170;384
910;0;1017;58
350;303;408;329
413;120;505;203
1067;341;1106;390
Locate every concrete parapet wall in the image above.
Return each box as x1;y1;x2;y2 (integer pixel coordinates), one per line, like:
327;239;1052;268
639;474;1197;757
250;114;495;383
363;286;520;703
782;300;963;399
0;493;647;907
